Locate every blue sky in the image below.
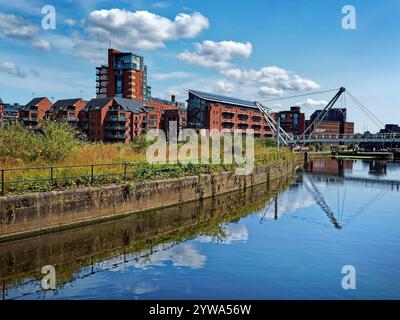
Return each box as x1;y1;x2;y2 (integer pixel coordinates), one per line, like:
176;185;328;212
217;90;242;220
0;0;399;132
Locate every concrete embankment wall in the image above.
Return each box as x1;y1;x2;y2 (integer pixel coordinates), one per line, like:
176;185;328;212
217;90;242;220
0;160;296;241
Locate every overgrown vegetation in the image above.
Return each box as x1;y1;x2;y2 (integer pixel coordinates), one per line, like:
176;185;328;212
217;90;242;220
0;121;81;165
0;121;293;195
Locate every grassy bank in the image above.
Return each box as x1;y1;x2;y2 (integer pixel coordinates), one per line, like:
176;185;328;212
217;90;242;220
0;121;293;195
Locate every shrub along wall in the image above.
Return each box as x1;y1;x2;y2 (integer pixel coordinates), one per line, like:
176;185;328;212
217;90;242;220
0;160;295;241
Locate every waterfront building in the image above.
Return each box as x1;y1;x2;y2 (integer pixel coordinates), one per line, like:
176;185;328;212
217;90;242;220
79;97;147;143
308;108;354;135
145;95;186;131
18;97;52;129
96;49;150;102
186;89;273;138
48;98;87;127
2;103;22;125
275;106;306;137
380;124;400;134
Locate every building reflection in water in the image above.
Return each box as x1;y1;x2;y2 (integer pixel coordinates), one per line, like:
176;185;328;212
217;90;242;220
304;158;353;177
368;160;387;176
0;177;291;299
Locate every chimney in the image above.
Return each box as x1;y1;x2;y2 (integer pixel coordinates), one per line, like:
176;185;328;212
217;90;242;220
171;95;176;102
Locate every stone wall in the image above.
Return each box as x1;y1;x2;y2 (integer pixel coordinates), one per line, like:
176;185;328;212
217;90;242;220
0;161;294;241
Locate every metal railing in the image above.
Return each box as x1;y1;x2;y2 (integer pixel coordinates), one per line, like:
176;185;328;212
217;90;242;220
293;133;400;141
0;162;141;196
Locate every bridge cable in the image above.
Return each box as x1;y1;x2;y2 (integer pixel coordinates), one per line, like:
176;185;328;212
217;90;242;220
346;91;384;126
346;91;384;128
257;88;340;102
346;93;381;129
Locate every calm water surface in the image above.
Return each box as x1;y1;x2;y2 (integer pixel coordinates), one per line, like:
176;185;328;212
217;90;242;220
1;158;399;300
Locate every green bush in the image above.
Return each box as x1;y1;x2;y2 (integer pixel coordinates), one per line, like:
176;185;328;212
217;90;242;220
131;134;151;152
0;120;81;164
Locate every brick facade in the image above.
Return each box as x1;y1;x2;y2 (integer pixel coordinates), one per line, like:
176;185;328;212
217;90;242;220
48;98;86;127
19;97;52;129
79;97;147;143
187;90;273;138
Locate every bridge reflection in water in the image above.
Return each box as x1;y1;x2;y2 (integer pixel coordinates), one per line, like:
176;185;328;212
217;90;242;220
1;158;399;300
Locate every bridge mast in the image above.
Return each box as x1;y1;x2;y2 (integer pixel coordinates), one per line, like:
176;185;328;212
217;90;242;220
301;87;346;138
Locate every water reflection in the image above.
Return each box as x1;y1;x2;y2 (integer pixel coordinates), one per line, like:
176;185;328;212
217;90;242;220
2;158;400;299
0;177;290;299
369;160;387;176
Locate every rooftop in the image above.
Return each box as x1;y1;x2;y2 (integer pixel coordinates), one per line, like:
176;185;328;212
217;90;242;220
83;97;146;113
50;98;84;112
189;89;258;109
21;97;51;111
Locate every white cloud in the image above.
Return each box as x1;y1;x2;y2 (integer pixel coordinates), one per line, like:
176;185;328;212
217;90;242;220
0;62;26;78
216;80;236;93
298;98;328;108
31;38;51;51
152;1;171;9
178;40;252;70
259;86;283;96
198;224;248;244
178;39;320;98
63;18;78;27
222;66;320;91
84;9;209;51
0;13;51;50
152;71;192;80
0;13;37;39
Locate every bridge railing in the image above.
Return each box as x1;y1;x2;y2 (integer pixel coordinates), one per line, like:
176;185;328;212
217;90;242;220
293;133;400;141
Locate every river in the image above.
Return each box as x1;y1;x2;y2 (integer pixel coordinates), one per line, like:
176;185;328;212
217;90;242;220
1;158;399;300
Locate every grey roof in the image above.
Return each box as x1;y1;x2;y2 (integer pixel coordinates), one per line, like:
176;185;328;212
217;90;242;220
50;98;83;112
83;98;113;111
83;97;146;113
21;97;51;111
0;98;3;104
114;97;144;113
189;89;257;109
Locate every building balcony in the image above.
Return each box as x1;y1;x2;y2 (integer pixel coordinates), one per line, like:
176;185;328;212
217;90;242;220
252;125;261;130
106;116;127;122
238;123;249;129
105;133;127;140
237;114;249;120
22;117;38;122
252;116;262;122
222;122;234;129
105;125;128;131
222;112;234;119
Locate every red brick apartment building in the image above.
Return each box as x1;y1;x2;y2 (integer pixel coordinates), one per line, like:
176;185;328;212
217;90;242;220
19;97;52;129
48;98;86;127
96;49;150;102
0;99;4;126
79;97;147;143
307;108;354;135
145;95;187;130
276;106;306;137
186;90;273;138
